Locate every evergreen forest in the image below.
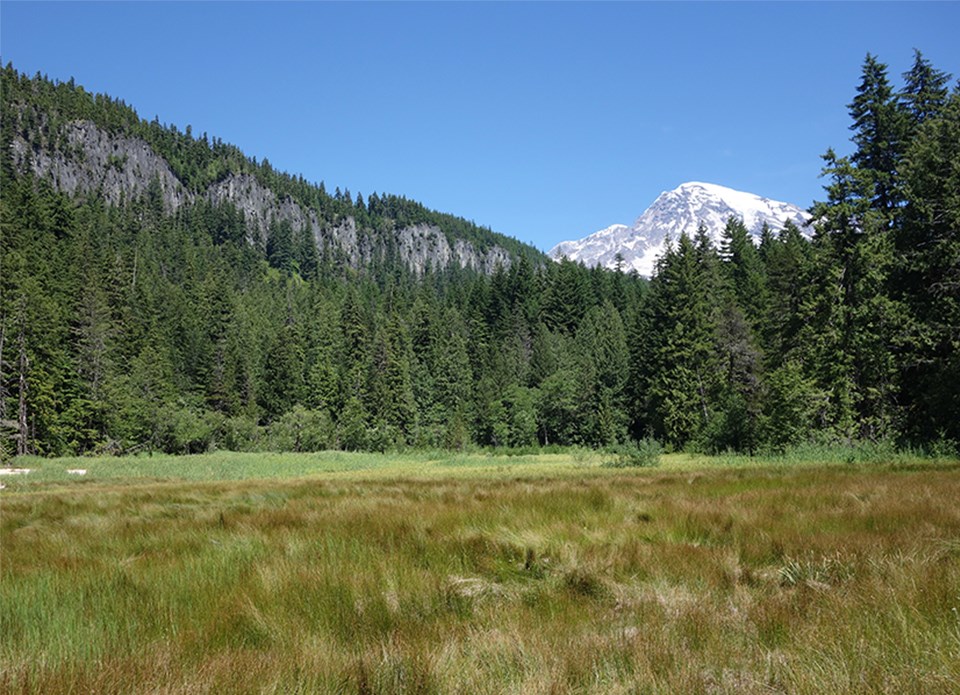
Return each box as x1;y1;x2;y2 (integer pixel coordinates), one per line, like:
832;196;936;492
1;52;958;459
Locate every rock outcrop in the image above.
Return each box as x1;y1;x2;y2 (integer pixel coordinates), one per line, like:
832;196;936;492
11;119;190;211
11;118;512;275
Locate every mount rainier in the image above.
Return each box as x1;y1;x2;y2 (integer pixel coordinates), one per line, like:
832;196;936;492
549;182;811;276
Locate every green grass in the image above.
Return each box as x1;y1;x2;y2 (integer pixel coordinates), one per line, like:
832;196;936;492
2;442;944;491
2;451;959;693
1;450;583;490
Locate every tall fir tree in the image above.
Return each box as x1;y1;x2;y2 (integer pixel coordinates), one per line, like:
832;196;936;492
900;49;952;130
638;233;720;448
897;92;960;442
721;216;768;328
848;53;907;222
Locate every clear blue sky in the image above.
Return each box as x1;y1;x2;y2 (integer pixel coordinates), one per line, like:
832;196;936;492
2;2;958;251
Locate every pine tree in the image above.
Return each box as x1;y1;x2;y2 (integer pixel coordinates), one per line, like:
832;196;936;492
541;258;589;334
266;219;295;273
305;295;342;415
848;53;907;221
338;395;368;451
10;57;954;455
431;307;473;446
760;220;813;365
259;318;306;421
809;146;902;440
576;301;629;445
639;233;719;448
901;49;952;129
762;358;818;451
721;216;768;327
108;339;176;451
707;302;764;453
537;361;582;446
897;92;960;442
369;314;416;442
72;269;115;445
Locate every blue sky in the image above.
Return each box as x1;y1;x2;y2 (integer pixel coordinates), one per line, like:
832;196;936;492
2;2;958;251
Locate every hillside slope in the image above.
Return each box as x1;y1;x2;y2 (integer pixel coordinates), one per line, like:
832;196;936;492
2;66;543;274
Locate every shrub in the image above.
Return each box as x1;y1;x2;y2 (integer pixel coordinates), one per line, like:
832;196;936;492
928;436;958;460
267;406;335;452
221;415;262;451
602;437;662;468
161;405;223;454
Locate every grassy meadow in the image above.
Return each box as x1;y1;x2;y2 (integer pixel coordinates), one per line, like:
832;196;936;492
2;450;960;693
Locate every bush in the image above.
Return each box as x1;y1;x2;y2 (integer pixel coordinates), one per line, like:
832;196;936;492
267;406;335;452
161;405;223;454
928;437;958;460
775;438;902;465
603;437;662;468
221;415;263;452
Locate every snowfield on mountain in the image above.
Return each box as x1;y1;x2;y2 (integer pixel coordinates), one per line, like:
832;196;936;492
550;181;811;276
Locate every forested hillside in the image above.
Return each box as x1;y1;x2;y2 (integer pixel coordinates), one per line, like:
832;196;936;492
1;53;957;458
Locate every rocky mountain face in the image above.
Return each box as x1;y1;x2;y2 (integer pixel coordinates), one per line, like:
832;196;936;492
9;115;514;275
549;182;811;276
10;118;190;211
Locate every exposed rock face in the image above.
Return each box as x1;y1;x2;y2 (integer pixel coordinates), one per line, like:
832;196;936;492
11;118;511;275
396;225;512;275
11;119;190;211
454;239;512;274
324;216;362;264
206;172;326;248
397;224;452;273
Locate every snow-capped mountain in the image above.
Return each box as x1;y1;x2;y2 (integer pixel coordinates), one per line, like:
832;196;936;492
549;182;811;276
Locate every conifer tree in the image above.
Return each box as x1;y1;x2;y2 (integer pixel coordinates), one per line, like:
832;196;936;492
576;301;629;445
810;145;902;440
708;303;764;453
259;317;306;421
431;307;473;445
7;57;957;455
369;314;416;442
760;220;813;365
537;358;583;446
305;295;342;416
848;53;906;221
897;92;960;442
542;258;589;334
639;233;719;448
266;220;295;273
901;49;952;129
721;216;768;327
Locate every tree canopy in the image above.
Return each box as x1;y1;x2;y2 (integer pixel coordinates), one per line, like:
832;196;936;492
2;55;957;459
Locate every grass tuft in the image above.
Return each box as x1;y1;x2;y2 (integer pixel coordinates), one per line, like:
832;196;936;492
2;451;958;692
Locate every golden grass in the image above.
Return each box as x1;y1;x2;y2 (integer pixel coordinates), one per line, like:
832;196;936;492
2;457;959;693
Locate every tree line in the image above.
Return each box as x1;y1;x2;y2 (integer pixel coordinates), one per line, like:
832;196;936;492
1;52;957;458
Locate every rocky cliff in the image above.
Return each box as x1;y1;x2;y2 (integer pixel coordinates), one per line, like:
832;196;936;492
9;112;515;275
11;118;190;211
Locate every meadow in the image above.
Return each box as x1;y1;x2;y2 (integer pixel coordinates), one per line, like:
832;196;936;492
2;450;959;693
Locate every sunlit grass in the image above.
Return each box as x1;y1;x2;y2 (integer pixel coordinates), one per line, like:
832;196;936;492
2;452;959;693
2;449;588;490
2;442;943;492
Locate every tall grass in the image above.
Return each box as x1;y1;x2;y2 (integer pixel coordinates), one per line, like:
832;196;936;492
2;457;959;692
5;439;944;493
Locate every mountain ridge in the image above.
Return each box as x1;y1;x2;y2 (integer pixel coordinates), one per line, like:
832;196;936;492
2;66;541;275
550;182;812;276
